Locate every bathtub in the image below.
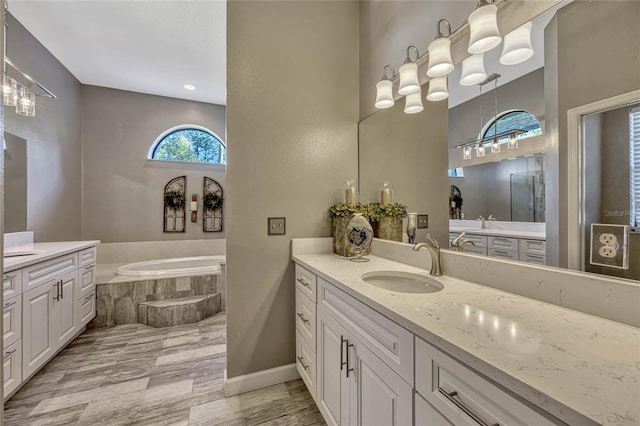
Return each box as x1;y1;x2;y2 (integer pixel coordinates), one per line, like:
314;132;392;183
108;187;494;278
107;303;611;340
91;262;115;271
115;255;225;277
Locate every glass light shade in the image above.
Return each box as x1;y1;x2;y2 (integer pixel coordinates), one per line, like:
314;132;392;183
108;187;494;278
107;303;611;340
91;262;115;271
16;87;35;117
2;75;17;107
491;140;501;154
500;22;534;65
374;79;394;109
468;4;502;54
459;54;487;86
427;37;453;78
398;62;420;95
476;145;486;157
404;90;423;114
463;147;473;160
508;134;518;149
426;77;448;101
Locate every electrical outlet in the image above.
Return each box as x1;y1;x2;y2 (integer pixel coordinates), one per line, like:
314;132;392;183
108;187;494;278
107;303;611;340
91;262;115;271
598;246;617;258
599;233;618;245
417;214;429;229
590;224;629;269
267;217;286;235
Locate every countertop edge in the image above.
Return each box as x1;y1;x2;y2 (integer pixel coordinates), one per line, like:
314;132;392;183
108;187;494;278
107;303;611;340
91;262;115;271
292;254;596;426
4;241;101;272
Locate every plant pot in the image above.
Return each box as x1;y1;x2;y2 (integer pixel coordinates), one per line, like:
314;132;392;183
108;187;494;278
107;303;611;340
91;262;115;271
332;216;372;257
378;216;403;242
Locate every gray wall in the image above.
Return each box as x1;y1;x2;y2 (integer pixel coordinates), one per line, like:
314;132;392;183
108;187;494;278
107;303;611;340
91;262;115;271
359;98;449;245
4;14;83;242
4;133;27;232
226;0;359;378
81;86;226;243
545;1;640;267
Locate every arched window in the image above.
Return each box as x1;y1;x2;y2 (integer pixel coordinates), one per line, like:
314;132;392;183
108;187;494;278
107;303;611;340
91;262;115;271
481;110;542;145
149;125;226;164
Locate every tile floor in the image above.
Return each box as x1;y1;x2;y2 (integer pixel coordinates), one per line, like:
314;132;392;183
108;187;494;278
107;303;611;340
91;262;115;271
4;312;324;425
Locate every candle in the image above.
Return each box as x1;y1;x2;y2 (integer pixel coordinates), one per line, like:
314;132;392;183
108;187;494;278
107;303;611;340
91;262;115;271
381;189;392;206
190;201;198;211
345;187;356;205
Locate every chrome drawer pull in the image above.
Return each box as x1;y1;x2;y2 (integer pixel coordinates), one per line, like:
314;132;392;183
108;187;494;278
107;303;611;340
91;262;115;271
297;356;310;371
296;312;310;324
296;278;310;288
3;301;16;309
3;274;16;280
85;264;96;270
3;349;17;360
439;388;499;426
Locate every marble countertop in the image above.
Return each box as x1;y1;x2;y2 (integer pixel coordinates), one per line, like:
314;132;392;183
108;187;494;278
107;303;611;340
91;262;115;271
293;253;639;426
4;241;100;273
450;226;546;240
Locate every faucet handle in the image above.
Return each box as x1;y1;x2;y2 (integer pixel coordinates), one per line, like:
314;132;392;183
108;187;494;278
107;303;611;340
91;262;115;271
477;215;485;221
488;214;496;221
426;234;440;249
451;232;466;247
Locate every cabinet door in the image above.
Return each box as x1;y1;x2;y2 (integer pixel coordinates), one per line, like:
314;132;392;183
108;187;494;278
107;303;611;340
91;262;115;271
54;271;78;350
3;340;23;401
3;296;22;349
79;291;96;328
351;339;412;426
23;280;56;379
317;310;352;426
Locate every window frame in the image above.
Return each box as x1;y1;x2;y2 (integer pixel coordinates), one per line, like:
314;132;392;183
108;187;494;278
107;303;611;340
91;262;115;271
479;109;543;146
148;124;226;165
630;106;640;229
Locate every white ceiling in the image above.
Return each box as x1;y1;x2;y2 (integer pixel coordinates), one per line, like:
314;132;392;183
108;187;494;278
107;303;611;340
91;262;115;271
8;0;227;105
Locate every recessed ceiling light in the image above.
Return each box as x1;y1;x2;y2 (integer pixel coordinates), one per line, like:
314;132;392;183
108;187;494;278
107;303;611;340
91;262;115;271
184;84;196;90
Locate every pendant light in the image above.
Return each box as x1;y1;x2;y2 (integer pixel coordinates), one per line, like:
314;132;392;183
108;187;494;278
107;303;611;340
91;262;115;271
374;65;395;109
459;54;487;86
490;76;499;153
463;146;473;160
426;76;448;102
468;0;502;54
500;21;534;65
427;19;454;78
2;74;17;106
398;45;421;96
404;90;424;114
16;86;35;117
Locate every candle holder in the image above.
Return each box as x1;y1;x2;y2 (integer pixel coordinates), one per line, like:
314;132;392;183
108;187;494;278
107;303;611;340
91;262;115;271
381;181;394;206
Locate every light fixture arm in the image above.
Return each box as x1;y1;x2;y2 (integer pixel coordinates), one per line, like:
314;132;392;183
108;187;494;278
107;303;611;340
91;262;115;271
403;45;420;64
381;65;395;81
475;0;494;9
436;19;452;39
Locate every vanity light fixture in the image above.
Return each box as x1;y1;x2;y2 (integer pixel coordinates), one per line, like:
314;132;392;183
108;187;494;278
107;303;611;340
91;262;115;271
15;86;35;117
459;54;487;86
404;90;424;114
468;0;502;54
426;76;449;101
476;145;486;157
2;73;17;106
463;146;473;160
374;65;395;109
426;19;454;78
398;45;421;96
508;133;518;149
500;21;534;65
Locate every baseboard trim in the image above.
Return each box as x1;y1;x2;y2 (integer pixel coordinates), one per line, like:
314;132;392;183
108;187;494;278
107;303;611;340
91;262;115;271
224;363;300;397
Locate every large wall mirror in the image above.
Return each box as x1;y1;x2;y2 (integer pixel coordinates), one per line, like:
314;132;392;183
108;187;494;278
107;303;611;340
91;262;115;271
359;1;640;282
3;133;28;233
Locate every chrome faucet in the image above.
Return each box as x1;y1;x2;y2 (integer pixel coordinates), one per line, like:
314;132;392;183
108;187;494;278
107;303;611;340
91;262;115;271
477;215;486;229
488;214;496;221
450;232;476;252
413;235;442;276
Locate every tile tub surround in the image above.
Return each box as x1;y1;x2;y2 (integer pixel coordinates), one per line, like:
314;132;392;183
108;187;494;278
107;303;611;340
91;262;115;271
291;238;639;426
92;274;223;328
3;312;324;425
138;294;221;328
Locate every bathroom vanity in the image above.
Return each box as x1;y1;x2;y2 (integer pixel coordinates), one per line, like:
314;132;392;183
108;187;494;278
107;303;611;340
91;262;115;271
3;233;99;400
292;238;637;426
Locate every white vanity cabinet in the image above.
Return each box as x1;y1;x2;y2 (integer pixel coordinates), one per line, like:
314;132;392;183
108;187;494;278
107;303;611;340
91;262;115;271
3;242;98;401
450;232;546;264
295;264;317;399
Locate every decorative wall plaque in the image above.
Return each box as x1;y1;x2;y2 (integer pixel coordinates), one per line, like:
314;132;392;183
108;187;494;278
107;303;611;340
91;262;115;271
163;176;186;233
203;177;223;232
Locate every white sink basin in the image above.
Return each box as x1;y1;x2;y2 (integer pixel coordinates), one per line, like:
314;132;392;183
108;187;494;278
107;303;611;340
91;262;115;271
361;271;444;294
3;250;46;258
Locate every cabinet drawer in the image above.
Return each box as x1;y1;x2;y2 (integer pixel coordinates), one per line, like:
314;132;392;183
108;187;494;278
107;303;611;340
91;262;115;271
415;392;452;426
3;340;22;401
295;264;317;303
416;338;559;426
520;253;547;265
318;278;413;385
79;291;96;327
519;239;546;256
78;265;96;299
22;253;78;292
3;271;23;300
78;246;97;268
296;330;316;399
488;248;519;261
3;296;22;348
461;246;487;256
295;288;316;350
488;236;519;252
457;233;487;248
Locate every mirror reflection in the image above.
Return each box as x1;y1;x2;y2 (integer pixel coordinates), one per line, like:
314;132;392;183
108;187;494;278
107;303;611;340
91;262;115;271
3;132;27;233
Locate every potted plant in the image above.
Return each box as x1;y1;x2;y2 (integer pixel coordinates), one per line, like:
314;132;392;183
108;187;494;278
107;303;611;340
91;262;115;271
328;202;371;257
378;202;408;242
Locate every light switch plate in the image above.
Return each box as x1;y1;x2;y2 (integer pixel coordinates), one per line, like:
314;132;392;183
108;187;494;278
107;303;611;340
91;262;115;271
417;215;429;229
589;223;629;269
268;217;286;236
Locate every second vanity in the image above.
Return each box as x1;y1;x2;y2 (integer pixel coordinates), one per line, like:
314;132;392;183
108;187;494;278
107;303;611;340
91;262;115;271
292;238;638;426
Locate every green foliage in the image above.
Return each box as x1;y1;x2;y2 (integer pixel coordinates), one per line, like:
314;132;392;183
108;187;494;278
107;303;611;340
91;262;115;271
328;202;367;219
204;191;223;210
164;190;185;209
363;203;383;221
381;202;408;218
153;129;226;164
328;202;407;219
